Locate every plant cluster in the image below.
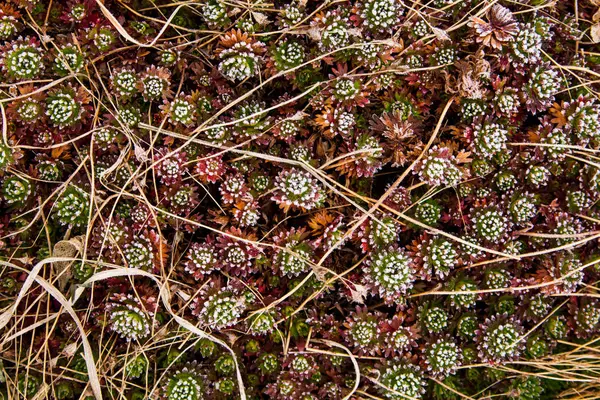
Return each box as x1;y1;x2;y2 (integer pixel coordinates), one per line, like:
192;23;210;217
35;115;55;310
2;1;600;399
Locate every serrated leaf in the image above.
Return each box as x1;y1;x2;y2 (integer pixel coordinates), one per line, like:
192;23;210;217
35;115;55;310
456;151;473;164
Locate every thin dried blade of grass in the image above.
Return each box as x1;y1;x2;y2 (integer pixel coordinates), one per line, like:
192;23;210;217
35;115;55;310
0;261;102;399
77;267;247;399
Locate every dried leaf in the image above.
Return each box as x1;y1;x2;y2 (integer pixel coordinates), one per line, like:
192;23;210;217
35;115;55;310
305;27;321;41
16;261;103;399
176;289;191;302
173;231;184;248
229;7;242;16
223;331;240;345
313;265;328;281
52;241;78;258
14;254;35;265
62;342;78;357
432;27;451;42
51;145;70;160
527;129;541;143
379;38;402;48
456;151;473;164
288;111;308;121
549;102;567;126
134;143;149;162
592;23;600;43
252;12;271;25
53;239;82;291
349;284;368;304
308;210;335;234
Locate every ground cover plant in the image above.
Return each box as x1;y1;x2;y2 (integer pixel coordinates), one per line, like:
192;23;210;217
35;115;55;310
1;0;600;399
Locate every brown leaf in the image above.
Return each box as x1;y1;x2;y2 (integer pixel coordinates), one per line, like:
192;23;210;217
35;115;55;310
307;210;335;235
456;151;473;164
51;146;71;160
527;129;541;143
438;140;459;153
228;7;242;17
549;103;567;126
288;111;308;120
208;209;230;227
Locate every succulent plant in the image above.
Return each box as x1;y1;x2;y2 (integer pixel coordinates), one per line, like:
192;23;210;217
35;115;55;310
139;66;172;101
414;202;441;227
45;85;86;127
313;10;351;52
272;168;325;210
111;68;138;98
249;310;277;335
184;242;218;279
419;235;459;278
161;362;205;400
125;355;148;379
425;336;462;377
2;2;600;399
368;247;415;299
165;94;196;126
217;30;265;81
472;121;509;159
356;0;403;33
1;36;43;80
2;175;32;206
420;304;449;335
415;147;462;186
511;23;543;64
272;39;305;72
477;315;524;363
54;185;89;227
379;363;426;399
197;290;245;329
106;293;156;341
202;0;229;28
258;353;280;375
471;207;510;243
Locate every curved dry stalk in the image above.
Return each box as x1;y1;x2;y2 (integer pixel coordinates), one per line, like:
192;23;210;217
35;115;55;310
77;267;247;400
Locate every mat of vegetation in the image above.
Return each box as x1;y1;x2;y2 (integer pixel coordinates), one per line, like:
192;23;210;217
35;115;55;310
1;0;600;399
